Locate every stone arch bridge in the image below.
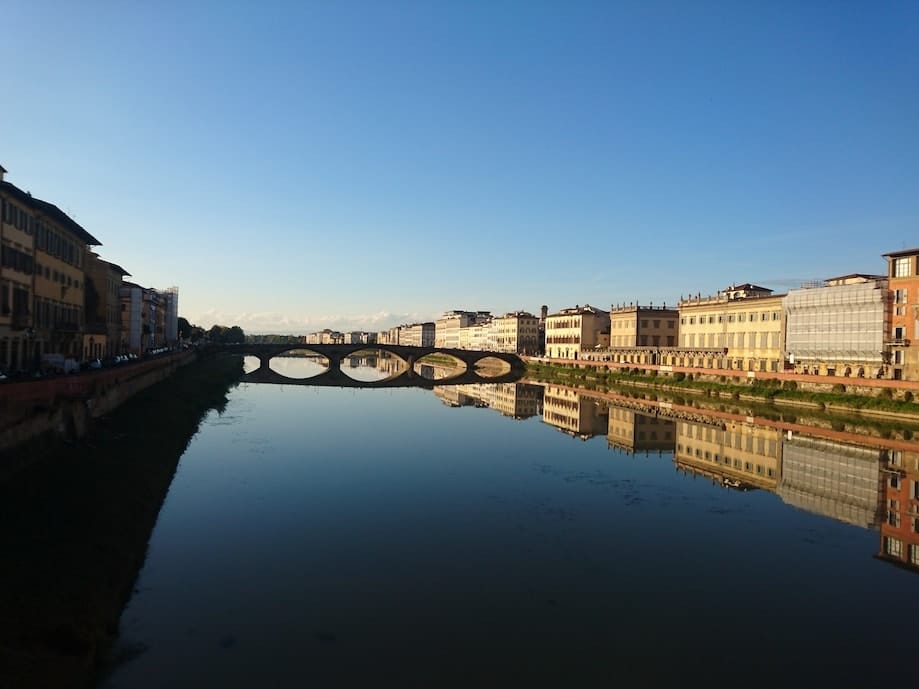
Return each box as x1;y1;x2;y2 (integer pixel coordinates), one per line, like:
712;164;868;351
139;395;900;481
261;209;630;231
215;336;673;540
210;343;526;388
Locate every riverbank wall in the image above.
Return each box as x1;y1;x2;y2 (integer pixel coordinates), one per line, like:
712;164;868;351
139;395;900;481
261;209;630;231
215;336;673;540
0;350;197;457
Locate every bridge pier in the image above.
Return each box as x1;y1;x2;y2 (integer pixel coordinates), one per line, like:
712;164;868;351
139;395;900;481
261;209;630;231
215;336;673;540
325;354;342;374
258;355;271;371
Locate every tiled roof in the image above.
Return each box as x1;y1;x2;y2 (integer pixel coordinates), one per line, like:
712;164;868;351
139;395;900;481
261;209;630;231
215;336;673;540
0;180;101;246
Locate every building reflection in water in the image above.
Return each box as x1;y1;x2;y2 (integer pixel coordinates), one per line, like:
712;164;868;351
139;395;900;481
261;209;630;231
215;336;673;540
542;384;608;439
607;407;675;455
675;418;781;491
427;378;919;573
779;436;883;528
877;447;919;571
433;382;544;420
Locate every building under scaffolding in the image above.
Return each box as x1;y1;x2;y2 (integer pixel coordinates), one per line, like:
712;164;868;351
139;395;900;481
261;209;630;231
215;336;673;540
785;274;888;377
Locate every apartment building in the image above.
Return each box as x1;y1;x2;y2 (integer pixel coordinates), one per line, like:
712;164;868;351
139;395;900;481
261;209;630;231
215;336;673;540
544;304;610;360
32;193;100;362
0;168;36;371
458;318;493;350
399;322;435;347
492;311;540;354
120;283;179;354
785;274;888;377
678;284;785;372
435;310;490;348
83;253;131;359
609;304;678;348
883;248;919;381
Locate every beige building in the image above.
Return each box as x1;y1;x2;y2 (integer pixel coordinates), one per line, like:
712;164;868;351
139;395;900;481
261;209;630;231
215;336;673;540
458;318;494;350
0;168;37;372
435;310;490;348
674;418;782;491
492;311;540;354
677;283;785;372
606;407;675;455
542;384;609;439
545;305;610;360
883;248;919;381
784;274;888;377
399;322;435;347
609;304;678;348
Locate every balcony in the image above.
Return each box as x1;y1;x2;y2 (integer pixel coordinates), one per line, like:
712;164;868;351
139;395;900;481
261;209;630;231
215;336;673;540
885;338;910;347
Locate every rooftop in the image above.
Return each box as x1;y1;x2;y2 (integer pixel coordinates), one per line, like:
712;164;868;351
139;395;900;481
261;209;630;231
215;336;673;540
883;247;919;259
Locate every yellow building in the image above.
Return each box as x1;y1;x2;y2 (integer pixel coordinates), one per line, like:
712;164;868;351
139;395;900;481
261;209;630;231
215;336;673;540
674;418;782;491
492;311;540;354
677;283;785;372
883;248;919;381
0;168;37;372
606;407;676;455
435;310;490;349
545;305;610;360
609;304;678;348
31;195;100;360
542;384;608;439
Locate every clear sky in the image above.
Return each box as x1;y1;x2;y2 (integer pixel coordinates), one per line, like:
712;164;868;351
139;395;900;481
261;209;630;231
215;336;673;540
1;1;917;333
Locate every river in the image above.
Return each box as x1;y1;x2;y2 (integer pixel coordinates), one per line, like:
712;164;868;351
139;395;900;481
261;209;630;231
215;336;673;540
95;356;917;688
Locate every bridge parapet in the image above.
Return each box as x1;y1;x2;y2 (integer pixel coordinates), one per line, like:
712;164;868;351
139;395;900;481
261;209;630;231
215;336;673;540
212;343;525;373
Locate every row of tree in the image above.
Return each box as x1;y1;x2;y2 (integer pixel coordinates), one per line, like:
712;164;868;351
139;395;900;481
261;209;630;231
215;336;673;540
178;318;245;344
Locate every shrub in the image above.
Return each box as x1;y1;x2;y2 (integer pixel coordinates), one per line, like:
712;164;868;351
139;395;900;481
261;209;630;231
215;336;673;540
904;391;914;403
782;380;798;391
673;372;686;382
832;383;846;393
880;388;894;399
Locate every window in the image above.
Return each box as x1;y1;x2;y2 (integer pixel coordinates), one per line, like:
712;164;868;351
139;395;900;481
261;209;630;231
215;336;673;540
910;544;919;566
890;474;900;490
885;537;903;557
895;288;908;304
894;256;911;277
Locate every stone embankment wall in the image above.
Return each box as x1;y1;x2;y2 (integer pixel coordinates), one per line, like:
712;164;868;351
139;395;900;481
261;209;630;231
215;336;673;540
0;350;196;454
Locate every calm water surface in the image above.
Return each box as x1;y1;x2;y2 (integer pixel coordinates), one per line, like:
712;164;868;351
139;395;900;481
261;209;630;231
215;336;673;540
101;359;919;688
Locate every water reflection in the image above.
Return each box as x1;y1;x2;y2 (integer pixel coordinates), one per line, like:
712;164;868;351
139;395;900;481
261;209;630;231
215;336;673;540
97;365;919;689
447;378;919;573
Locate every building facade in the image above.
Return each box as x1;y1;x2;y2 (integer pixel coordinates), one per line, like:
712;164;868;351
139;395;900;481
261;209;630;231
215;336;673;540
544;305;610;360
399;322;435;347
435;310;490;349
784;275;888;377
883;248;919;381
492;311;540;354
609;304;678;348
678;284;785;372
0;170;36;372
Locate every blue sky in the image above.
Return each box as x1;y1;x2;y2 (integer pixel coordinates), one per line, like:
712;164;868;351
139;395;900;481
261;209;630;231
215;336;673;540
1;1;917;333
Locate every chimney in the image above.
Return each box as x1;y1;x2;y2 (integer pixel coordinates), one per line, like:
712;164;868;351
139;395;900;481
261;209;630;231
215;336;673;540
0;164;6;183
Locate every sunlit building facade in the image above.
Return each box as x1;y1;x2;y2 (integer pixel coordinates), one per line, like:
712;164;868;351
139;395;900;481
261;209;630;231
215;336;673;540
545;305;610;360
678;284;785;372
883;248;919;381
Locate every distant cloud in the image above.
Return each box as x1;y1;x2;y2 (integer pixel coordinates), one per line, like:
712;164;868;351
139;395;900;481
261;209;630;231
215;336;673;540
191;309;432;334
